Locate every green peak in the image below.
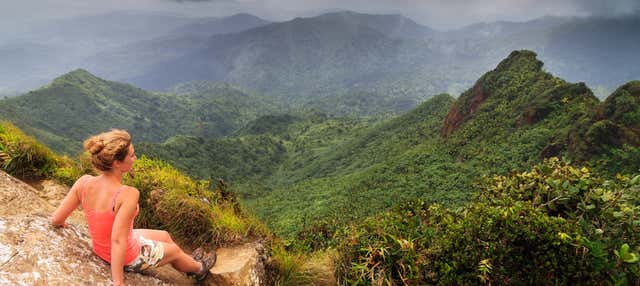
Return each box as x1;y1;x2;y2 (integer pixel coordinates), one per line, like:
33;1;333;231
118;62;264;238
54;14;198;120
51;69;104;87
611;80;640;98
429;93;455;103
67;68;93;76
494;50;543;73
601;80;640;125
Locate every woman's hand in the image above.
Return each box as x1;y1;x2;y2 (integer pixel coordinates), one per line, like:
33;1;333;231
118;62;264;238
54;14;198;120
52;221;69;228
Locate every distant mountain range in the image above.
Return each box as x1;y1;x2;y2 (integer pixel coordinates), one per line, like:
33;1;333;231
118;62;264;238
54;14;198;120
87;12;640;102
3;11;639;102
126;12;444;95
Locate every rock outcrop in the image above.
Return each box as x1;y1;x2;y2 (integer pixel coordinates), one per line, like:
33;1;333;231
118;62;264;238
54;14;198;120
0;171;266;285
441;82;489;137
210;243;266;286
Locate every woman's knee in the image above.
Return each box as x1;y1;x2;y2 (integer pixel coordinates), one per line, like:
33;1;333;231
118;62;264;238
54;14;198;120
161;242;184;261
155;230;174;243
161;230;174;243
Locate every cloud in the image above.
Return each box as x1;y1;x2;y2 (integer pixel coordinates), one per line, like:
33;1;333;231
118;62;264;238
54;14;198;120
574;0;640;16
2;0;638;33
167;0;238;2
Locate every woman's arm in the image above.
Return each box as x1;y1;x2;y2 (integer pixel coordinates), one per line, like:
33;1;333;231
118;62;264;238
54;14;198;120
110;187;140;286
50;175;88;227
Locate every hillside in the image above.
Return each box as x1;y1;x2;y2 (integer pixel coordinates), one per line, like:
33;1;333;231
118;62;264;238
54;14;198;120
0;70;279;154
137;134;287;182
135;51;640;239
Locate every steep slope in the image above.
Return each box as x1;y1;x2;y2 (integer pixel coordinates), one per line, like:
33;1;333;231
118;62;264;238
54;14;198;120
0;71;279;154
441;50;600;173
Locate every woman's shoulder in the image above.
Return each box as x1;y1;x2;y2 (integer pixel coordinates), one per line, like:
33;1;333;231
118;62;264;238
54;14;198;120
76;174;96;187
78;174;94;182
73;174;94;197
119;185;140;200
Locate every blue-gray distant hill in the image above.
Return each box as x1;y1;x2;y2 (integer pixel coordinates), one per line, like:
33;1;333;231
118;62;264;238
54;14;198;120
81;13;271;81
126;11;445;96
0;11;271;93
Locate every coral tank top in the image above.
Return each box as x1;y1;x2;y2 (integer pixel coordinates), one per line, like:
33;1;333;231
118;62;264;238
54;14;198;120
79;175;141;264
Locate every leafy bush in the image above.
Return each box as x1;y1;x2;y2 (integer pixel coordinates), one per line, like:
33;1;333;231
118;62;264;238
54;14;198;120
336;158;640;285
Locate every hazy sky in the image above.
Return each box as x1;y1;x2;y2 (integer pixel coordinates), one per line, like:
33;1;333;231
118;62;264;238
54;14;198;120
2;0;639;30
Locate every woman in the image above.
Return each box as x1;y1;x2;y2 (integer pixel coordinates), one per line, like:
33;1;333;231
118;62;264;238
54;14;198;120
51;129;216;285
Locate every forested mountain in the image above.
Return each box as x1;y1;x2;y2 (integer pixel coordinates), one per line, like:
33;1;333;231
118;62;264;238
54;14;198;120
0;70;279;154
127;11;445;96
135;51;640;238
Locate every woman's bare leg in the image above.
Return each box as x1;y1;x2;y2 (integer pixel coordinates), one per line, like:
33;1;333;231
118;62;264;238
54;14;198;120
157;242;201;273
134;229;201;273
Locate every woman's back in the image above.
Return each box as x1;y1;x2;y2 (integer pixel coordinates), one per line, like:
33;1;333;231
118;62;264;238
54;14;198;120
52;129;217;284
79;175;141;264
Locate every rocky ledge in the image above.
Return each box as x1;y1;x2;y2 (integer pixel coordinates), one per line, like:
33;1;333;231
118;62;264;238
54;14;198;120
0;171;266;285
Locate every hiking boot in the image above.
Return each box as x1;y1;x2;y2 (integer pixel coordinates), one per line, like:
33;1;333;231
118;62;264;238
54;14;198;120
191;247;205;261
193;251;217;281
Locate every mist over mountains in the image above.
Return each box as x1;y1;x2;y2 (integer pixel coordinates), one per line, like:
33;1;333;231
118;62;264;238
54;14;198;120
2;10;639;103
0;11;270;94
